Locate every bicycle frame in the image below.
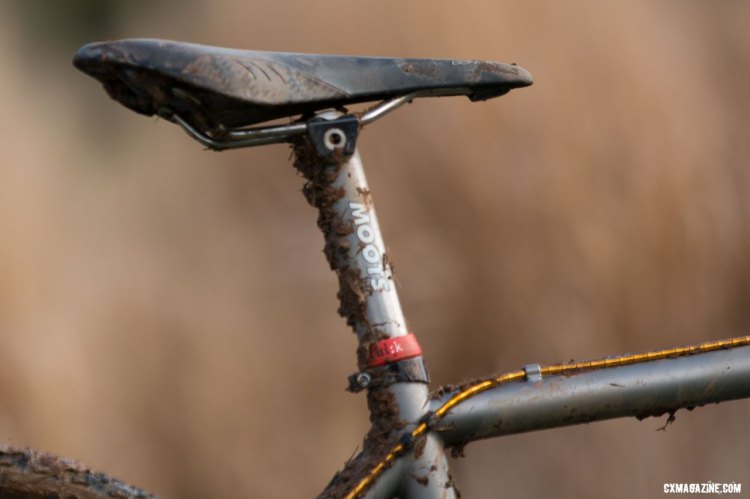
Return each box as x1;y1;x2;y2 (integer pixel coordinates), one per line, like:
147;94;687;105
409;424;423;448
284;112;750;499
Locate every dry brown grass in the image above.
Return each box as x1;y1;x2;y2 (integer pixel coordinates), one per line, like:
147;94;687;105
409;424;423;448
1;1;749;497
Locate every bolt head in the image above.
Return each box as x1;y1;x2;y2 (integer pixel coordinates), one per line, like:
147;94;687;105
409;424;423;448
323;127;347;151
356;372;372;388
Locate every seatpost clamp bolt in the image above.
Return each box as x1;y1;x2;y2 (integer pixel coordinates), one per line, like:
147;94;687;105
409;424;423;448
356;372;372;388
323;128;347;151
307;115;359;157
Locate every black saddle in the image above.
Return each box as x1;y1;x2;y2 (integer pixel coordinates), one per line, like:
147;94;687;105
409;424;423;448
74;39;532;132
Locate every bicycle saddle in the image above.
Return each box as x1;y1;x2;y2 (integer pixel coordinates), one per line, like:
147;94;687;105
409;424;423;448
73;39;532;132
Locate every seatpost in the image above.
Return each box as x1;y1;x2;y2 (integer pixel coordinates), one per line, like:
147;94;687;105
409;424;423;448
292;112;458;498
291;111;429;410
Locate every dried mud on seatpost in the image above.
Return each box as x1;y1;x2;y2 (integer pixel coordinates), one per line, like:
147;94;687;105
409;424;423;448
290;137;367;330
291;135;436;498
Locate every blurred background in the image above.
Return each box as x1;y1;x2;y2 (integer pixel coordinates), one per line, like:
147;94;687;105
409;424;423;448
1;1;749;497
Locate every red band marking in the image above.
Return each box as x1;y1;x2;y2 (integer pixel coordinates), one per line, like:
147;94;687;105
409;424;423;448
367;333;422;367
